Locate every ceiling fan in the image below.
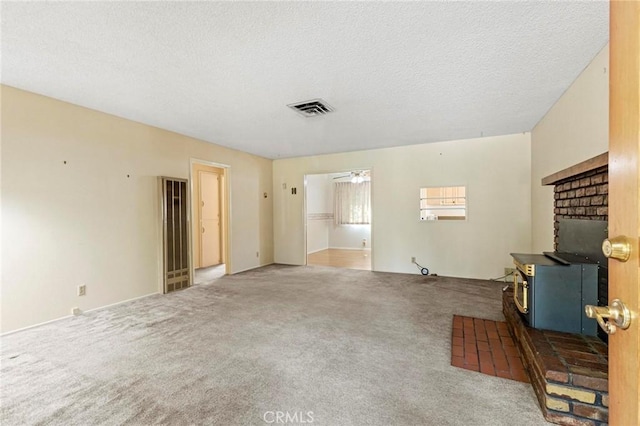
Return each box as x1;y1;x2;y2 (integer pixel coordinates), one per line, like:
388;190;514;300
332;170;369;183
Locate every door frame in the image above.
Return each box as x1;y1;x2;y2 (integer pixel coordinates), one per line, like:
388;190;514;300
303;167;374;270
189;158;231;282
608;1;640;423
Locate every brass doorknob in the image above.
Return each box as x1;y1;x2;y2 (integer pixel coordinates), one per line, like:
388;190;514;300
602;236;631;262
585;299;631;335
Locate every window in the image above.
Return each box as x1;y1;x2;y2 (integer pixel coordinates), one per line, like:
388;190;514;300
334;181;371;224
419;186;466;221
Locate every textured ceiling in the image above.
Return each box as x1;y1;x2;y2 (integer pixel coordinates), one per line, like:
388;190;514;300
1;1;608;159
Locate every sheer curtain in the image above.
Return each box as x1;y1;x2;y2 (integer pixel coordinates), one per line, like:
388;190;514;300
334;181;371;225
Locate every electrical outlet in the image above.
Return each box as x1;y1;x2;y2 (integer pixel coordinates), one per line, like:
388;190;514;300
504;267;516;276
362;238;367;247
71;307;81;316
256;251;260;258
77;285;86;296
411;256;416;263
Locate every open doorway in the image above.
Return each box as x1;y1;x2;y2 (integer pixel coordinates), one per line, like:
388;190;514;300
305;170;372;271
191;160;229;285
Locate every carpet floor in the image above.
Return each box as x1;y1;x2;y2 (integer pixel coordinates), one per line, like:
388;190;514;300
194;264;226;285
1;265;547;425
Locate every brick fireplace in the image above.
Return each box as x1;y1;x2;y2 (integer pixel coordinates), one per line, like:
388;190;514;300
503;152;610;426
544;152;609;343
544;153;609;250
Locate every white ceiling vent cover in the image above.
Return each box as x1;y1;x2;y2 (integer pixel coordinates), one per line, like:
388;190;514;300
287;99;334;117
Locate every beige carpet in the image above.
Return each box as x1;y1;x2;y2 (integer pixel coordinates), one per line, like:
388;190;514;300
1;265;547;425
194;264;226;285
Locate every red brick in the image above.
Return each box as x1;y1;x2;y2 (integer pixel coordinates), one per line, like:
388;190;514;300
480;361;495;376
488;337;502;348
538;352;566;368
498;327;511;337
571;373;608;392
511;368;529;383
491;347;507;361
552;341;597;352
452;345;464;358
504;345;519;357
451;356;465;368
496;322;508;331
496;370;512;379
589;341;608;356
465;353;479;366
463;317;473;327
507;355;524;371
476;340;490;351
546;411;597;426
464;343;477;355
487;330;499;339
501;337;515;347
452;328;463;338
453;316;463;329
485;321;497;333
564;359;608;374
573;402;608;422
475;330;488;342
545;369;570;384
494;357;510;372
478;350;492;364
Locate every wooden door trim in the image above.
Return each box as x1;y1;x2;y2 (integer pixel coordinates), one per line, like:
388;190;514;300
608;1;640;424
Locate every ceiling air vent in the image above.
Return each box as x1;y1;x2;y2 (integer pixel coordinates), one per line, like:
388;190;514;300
287;99;334;117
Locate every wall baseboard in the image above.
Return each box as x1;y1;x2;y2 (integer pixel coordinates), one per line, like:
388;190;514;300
328;247;372;251
1;315;74;336
306;247;329;255
1;292;159;336
83;292;159;314
231;262;275;274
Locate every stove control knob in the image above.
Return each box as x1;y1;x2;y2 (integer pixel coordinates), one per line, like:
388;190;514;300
602;236;631;262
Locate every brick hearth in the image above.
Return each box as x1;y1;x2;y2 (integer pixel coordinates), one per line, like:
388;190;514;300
450;315;529;382
503;289;608;425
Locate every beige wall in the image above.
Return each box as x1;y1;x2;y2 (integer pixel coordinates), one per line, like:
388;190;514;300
531;44;609;252
273;133;532;279
1;86;273;332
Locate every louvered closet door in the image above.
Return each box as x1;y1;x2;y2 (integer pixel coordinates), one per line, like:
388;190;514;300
161;177;190;293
